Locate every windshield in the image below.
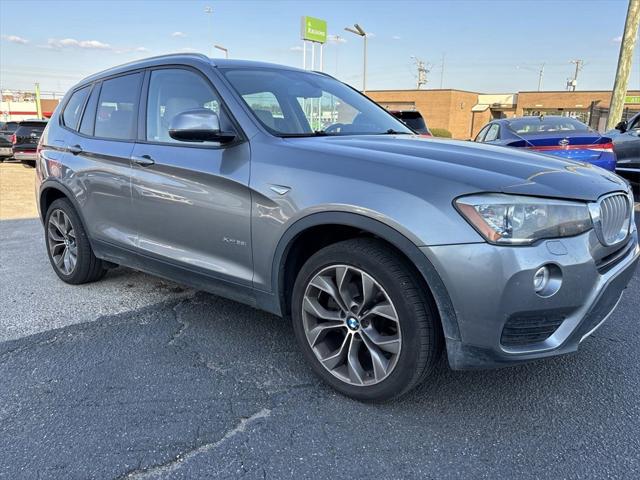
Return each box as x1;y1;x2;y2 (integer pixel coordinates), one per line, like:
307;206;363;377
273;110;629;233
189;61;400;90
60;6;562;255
221;67;413;137
508;116;591;135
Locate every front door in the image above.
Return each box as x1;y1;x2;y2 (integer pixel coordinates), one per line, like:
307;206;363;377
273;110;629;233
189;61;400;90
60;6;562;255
130;67;253;286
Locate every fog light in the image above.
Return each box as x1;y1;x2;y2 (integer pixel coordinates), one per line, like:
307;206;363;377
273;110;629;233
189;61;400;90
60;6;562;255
533;266;550;293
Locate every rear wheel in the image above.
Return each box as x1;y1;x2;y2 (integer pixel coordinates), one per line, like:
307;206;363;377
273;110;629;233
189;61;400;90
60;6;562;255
291;238;442;402
45;198;107;284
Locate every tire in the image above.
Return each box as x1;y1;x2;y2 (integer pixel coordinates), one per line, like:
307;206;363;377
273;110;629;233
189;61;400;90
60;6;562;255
45;198;107;284
291;238;442;402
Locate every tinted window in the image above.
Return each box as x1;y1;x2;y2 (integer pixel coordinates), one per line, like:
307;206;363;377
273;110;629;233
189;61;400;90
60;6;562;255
394;112;428;133
222;68;412;136
508;116;590;135
62;86;90;130
1;122;19;133
484;124;500;142
79;84;100;136
146;69;222;144
475;124;490;142
95;73;142;140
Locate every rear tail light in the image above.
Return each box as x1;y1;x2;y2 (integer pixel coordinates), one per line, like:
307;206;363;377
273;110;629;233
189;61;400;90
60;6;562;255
528;142;614;153
10;134;16;144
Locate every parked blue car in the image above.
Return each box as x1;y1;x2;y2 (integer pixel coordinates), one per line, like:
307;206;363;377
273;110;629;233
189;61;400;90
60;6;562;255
474;116;616;171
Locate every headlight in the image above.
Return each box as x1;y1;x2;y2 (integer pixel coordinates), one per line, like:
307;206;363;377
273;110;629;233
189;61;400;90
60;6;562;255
455;194;592;245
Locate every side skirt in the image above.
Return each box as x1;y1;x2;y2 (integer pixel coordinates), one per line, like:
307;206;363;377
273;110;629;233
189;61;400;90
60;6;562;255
93;239;279;315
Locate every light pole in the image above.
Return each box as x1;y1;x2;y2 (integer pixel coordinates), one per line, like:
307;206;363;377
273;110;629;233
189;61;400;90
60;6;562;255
214;44;229;59
345;24;367;92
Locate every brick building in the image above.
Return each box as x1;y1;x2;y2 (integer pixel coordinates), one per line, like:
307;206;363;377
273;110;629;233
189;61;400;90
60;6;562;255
367;89;640;139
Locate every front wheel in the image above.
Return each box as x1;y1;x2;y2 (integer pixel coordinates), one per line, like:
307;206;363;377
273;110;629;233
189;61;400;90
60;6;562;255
291;238;442;402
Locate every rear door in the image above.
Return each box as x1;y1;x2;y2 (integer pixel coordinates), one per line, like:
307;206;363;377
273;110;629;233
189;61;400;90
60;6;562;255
67;72;142;249
129;67;253;286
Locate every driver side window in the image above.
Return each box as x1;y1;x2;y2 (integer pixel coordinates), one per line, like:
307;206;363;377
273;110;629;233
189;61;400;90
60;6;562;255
146;68;221;144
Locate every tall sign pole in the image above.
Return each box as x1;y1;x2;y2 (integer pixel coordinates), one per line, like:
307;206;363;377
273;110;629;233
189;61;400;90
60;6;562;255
607;0;640;130
300;16;327;71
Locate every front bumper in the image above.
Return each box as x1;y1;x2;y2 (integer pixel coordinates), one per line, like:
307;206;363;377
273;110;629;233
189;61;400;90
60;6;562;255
422;225;639;369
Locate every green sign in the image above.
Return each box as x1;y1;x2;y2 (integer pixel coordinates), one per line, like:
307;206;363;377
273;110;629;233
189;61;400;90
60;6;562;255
301;16;327;44
625;95;640;104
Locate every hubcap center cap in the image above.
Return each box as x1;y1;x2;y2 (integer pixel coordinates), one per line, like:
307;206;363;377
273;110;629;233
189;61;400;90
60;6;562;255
346;316;360;331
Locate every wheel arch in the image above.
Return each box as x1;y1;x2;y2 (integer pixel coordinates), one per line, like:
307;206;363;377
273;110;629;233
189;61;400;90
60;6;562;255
272;211;461;342
39;181;93;249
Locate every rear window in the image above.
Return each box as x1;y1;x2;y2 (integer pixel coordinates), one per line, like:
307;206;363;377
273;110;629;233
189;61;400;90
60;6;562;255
1;122;19;133
94;73;142;140
508;117;590;135
15;124;45;136
391;111;428;133
62;86;90;130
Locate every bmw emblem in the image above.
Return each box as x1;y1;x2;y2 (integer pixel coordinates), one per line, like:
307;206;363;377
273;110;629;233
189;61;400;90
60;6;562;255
346;317;360;331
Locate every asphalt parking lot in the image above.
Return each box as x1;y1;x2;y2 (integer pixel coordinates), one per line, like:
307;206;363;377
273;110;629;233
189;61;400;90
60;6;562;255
1;166;639;479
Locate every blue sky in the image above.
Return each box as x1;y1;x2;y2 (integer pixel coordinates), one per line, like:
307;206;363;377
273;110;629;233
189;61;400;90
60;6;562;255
1;0;638;95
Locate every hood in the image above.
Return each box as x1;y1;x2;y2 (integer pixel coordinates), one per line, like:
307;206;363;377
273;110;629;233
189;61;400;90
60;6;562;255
285;135;628;201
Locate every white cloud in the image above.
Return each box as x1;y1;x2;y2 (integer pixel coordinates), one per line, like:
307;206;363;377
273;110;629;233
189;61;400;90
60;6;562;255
2;35;29;44
171;31;187;38
612;35;623;43
135;46;150;52
392;35;401;40
366;32;376;38
48;38;111;50
290;45;304;52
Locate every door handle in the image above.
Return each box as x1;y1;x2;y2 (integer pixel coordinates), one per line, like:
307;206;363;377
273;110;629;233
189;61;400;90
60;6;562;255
67;144;83;155
131;154;155;167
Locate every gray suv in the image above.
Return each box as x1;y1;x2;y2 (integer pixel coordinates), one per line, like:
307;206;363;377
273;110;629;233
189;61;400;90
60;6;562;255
36;54;639;401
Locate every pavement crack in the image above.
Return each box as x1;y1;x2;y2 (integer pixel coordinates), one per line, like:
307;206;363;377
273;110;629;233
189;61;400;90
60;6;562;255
117;408;271;479
167;298;192;347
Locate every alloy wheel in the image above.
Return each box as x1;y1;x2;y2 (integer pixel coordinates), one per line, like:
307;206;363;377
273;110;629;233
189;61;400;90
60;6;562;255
47;209;78;275
302;264;401;386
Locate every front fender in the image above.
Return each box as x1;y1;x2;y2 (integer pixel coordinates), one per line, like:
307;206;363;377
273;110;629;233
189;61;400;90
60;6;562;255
268;211;461;342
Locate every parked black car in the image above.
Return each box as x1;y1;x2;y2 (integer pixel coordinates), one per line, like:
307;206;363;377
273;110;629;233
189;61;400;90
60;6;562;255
608;112;640;197
12;120;47;167
389;110;431;136
0;121;19;161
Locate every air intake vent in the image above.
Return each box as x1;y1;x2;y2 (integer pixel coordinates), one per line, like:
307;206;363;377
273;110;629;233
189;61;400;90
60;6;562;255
501;314;565;347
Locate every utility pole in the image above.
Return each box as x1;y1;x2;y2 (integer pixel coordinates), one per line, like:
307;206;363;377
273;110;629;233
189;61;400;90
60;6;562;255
607;0;640;130
411;56;430;89
439;53;445;89
537;63;545;91
567;59;584;91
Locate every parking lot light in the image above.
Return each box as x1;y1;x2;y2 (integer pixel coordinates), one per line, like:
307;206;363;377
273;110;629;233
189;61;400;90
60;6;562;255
344;24;367;92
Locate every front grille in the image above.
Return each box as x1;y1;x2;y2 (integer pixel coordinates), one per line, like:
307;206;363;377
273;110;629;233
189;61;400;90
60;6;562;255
598;193;631;246
501;314;565;347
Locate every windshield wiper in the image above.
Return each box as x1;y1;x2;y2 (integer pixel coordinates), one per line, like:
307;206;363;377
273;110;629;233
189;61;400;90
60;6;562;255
382;129;412;135
279;130;332;138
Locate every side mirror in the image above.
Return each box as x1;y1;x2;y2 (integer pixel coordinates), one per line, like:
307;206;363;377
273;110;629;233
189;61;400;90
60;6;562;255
615;120;628;133
168;108;235;143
